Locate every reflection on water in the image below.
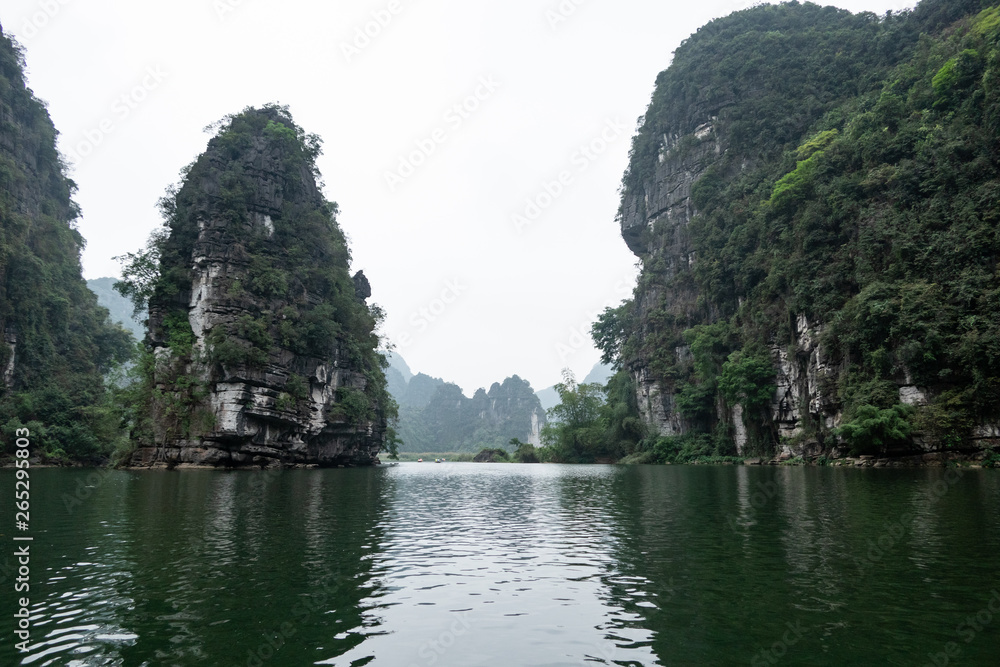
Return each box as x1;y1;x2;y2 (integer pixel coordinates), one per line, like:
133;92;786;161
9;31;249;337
1;464;999;665
331;464;659;666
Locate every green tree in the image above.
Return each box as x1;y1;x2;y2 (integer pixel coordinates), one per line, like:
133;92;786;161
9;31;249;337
601;371;646;456
541;370;608;463
837;404;915;455
509;438;540;463
718;350;775;411
592;302;636;368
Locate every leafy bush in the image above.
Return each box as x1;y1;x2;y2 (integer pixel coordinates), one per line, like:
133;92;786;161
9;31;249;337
718;351;775;410
334;386;373;422
473;448;510;463
645;431;737;464
983;449;1000;468
837;404;915;455
509;438;541;463
285;374;309;401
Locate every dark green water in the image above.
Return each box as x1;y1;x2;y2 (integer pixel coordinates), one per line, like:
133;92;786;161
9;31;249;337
1;464;999;666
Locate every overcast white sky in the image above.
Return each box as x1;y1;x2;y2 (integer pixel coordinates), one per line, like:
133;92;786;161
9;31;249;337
4;0;915;394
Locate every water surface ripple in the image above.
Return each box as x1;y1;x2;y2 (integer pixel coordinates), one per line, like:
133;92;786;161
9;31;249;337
1;464;998;665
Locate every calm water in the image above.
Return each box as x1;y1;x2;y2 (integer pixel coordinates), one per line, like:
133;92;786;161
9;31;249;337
1;464;999;666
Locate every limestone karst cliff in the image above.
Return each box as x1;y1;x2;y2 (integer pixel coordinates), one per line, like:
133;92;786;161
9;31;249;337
125;106;393;467
0;26;134;462
605;0;1000;458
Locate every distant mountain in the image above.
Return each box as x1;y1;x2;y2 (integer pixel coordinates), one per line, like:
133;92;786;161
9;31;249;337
536;362;614;413
386;351;413;383
388;355;545;453
87;277;145;339
583;363;614;386
535;386;560;413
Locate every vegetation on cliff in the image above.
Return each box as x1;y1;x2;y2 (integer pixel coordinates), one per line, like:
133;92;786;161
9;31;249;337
599;0;1000;458
0;28;134;463
117;105;396;464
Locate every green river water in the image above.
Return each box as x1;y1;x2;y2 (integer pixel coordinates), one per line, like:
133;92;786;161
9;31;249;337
1;464;999;666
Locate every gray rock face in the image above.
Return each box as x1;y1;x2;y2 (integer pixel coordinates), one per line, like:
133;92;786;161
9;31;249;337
620;122;721;256
353;271;372;302
133;109;386;468
3;330;16;389
620;118;722;439
619;112;999;456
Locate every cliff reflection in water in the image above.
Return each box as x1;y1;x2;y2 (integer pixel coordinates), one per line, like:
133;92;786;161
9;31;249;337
603;466;1000;665
1;466;999;666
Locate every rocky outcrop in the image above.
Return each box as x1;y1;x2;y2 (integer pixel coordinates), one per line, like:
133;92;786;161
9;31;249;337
614;2;1000;457
770;314;839;440
470;377;546;446
620;121;722;256
132;107;389;468
620;116;721;440
472;448;509;463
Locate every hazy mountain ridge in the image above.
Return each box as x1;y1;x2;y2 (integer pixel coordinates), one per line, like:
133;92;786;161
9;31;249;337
87;277;145;339
388;354;546;452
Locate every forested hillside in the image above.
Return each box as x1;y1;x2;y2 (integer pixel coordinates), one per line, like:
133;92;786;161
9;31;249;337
387;355;545;453
0;26;133;462
597;0;1000;461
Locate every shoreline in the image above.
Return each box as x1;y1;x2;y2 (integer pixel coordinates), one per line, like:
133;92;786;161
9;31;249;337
2;453;997;470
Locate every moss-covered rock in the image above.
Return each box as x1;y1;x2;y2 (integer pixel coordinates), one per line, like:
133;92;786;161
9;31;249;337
126;105;394;467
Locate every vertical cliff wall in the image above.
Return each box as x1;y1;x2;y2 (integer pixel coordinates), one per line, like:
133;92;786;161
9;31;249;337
130;106;392;467
613;0;1000;457
0;26;133;461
